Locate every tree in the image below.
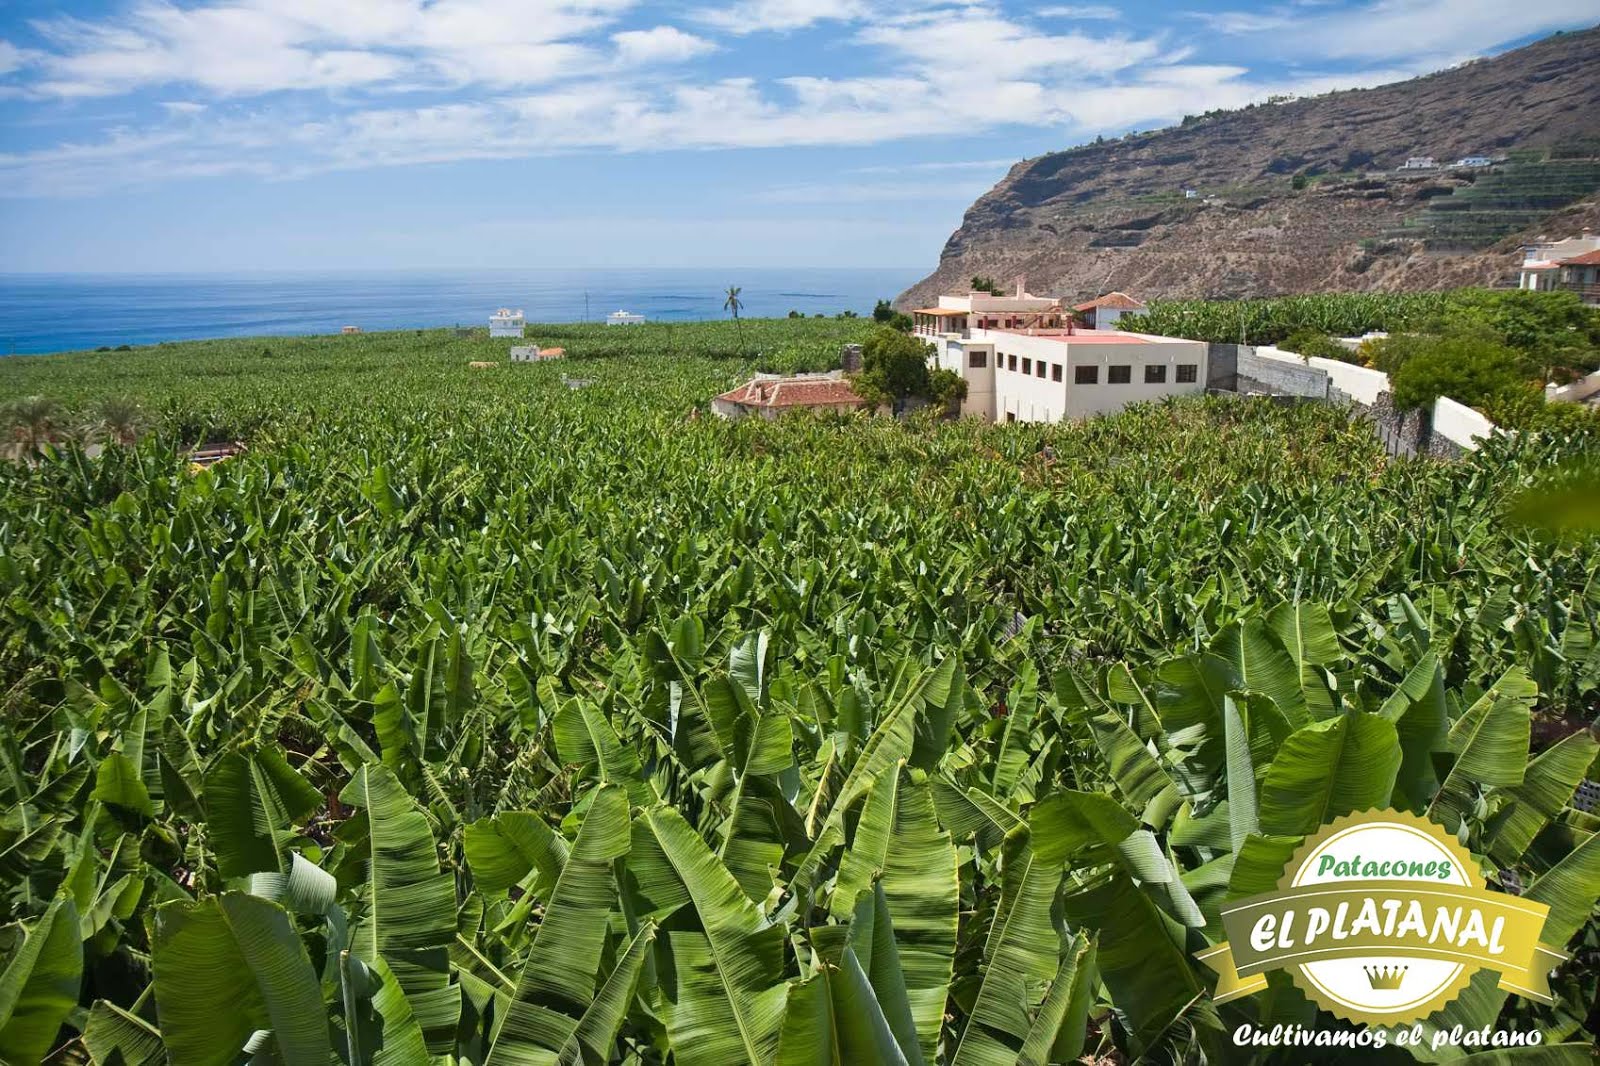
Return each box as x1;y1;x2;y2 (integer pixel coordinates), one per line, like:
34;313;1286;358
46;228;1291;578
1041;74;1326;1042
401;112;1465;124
872;299;895;323
9;395;57;451
970;275;1004;296
92;396;144;446
856;328;931;412
724;285;746;356
928;368;968;414
1387;334;1532;415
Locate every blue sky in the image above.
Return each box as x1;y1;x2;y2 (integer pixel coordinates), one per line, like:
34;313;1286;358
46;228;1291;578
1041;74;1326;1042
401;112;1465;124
1;0;1596;272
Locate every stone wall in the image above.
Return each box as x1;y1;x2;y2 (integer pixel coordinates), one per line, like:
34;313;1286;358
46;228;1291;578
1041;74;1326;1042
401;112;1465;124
1211;343;1489;459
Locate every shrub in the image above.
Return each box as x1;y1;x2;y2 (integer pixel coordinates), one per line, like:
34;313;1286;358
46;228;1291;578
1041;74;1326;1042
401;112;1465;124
1386;334;1531;414
1280;329;1355;362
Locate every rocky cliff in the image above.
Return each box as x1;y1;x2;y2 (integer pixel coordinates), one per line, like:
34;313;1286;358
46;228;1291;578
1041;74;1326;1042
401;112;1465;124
899;26;1600;307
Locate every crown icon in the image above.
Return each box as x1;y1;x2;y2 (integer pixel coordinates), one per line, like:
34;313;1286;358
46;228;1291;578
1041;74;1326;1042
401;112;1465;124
1364;965;1408;991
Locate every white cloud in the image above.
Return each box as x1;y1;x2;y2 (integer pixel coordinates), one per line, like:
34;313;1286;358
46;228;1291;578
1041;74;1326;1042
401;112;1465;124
689;0;870;35
612;26;717;64
1034;5;1123;19
1193;0;1600;61
750;178;998;203
0;40;35;75
851;158;1020;174
21;0;646;96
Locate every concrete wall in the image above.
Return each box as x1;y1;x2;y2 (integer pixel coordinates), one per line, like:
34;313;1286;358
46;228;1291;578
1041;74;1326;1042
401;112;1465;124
977;331;1206;423
1432;397;1495;451
1235;347;1329;400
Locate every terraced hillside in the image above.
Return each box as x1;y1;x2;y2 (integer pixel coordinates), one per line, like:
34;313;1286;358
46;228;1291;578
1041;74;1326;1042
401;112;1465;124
900;27;1600;306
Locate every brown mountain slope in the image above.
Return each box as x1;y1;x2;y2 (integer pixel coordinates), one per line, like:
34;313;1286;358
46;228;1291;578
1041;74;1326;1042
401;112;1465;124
898;26;1600;307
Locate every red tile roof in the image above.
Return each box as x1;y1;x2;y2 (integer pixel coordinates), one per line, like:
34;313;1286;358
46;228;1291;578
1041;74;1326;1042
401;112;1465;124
1074;291;1145;312
716;377;866;409
1558;250;1600;266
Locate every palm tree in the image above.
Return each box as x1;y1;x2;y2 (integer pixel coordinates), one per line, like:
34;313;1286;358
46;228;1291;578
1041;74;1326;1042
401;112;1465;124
10;395;57;452
93;396;144;447
724;285;746;356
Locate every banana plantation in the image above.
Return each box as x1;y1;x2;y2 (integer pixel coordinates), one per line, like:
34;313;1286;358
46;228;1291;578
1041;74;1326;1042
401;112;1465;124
0;321;1597;1064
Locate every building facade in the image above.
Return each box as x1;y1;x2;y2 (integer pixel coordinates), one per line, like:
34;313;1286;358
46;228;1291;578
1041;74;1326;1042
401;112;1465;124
1519;234;1600;291
1074;291;1146;330
606;310;646;326
489;309;526;338
915;289;1206;423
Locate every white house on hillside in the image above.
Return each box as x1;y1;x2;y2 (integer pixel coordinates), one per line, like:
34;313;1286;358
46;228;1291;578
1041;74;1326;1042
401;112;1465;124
1520;233;1600;292
606;310;646;326
913;286;1206;423
489;308;525;338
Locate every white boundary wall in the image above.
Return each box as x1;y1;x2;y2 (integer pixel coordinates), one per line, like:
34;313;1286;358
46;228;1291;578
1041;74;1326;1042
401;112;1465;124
1250;345;1496;452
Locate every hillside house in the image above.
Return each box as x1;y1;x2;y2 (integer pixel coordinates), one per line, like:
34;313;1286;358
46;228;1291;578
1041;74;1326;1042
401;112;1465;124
1454;156;1493;168
489;309;525;338
1399;156;1438;170
1553;250;1600;306
1074;291;1146;330
606;310;646;326
1519;233;1600;291
915;287;1206;423
712;372;866;420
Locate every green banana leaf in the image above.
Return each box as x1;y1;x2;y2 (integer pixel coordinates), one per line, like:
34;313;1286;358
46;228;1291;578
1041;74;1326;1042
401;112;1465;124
0;896;82;1066
487;785;631;1066
150;892;330;1066
627;805;788;1066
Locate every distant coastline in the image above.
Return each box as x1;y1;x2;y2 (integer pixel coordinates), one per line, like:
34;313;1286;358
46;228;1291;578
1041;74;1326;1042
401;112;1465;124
0;267;920;355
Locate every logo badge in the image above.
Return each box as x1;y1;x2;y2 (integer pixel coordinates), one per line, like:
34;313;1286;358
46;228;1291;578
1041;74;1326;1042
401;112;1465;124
1196;809;1569;1024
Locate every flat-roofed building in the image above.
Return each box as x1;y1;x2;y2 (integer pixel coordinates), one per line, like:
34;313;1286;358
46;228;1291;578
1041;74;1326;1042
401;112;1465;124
916;285;1205;422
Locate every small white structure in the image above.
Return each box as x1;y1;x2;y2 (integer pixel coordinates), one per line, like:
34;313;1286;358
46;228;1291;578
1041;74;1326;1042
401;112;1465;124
1398;156;1437;170
489;308;525;338
510;345;566;362
1183;188;1198;199
1074;291;1147;331
606;310;646;326
1454;156;1492;168
1519;233;1600;291
340;325;362;335
914;285;1205;423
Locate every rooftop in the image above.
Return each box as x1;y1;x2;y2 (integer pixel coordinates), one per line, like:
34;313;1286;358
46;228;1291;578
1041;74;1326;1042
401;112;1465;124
980;328;1152;344
717;375;864;408
1558;250;1600;266
1074;291;1145;312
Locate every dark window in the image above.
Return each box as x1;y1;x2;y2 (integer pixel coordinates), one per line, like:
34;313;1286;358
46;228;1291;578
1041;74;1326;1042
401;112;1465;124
1005;411;1016;423
1035;361;1046;379
1021;357;1032;375
1176;363;1197;383
968;350;987;368
1108;365;1131;384
1145;364;1168;384
1074;365;1098;385
1008;354;1017;371
1051;363;1063;382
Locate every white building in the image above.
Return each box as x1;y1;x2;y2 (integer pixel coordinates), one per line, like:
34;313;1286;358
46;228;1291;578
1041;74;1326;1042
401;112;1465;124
489;308;525;338
1519;233;1600;291
913;287;1206;423
606;310;646;326
1454;156;1493;168
1399;156;1437;170
1074;291;1146;330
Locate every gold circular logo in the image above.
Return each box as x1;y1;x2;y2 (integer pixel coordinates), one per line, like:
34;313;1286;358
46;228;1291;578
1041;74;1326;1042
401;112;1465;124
1281;810;1477;1023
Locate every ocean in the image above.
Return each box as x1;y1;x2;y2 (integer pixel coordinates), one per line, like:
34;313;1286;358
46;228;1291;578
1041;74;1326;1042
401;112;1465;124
0;268;923;355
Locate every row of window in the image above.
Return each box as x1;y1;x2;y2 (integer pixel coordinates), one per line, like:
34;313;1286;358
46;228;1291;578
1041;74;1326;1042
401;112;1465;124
969;348;1198;385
